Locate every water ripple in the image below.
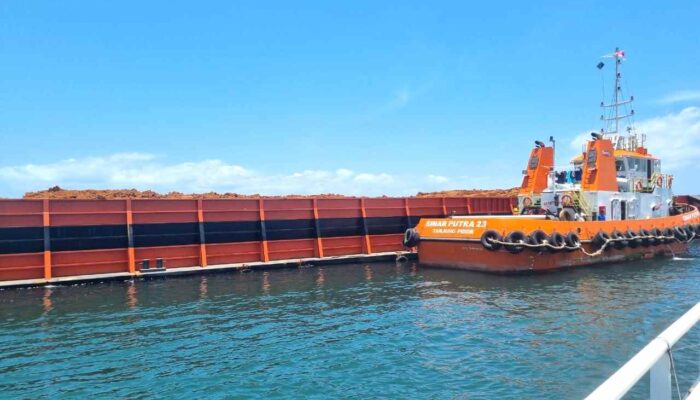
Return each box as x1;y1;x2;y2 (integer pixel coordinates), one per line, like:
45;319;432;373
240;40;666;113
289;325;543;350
1;245;699;399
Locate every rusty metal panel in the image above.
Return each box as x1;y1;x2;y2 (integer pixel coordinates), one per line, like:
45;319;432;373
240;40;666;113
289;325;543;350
202;199;260;222
51;248;129;277
135;245;200;268
364;198;405;218
444;198;470;215
264;199;314;221
50;200;127;227
322;236;363;256
406;197;444;217
206;242;261;264
368;233;404;253
317;198;362;219
0;200;43;228
267;239;316;260
0;253;44;280
132;200;198;224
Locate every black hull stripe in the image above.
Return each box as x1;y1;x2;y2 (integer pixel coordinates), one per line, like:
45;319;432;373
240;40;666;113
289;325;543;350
0;215;446;255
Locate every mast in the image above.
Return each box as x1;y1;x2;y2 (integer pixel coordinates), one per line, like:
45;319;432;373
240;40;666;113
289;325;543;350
600;47;636;148
614;49;620;135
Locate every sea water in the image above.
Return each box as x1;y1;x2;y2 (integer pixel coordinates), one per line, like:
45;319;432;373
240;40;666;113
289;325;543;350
1;245;699;399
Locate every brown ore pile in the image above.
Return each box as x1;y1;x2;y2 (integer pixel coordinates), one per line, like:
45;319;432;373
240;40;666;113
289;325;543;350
23;186;518;200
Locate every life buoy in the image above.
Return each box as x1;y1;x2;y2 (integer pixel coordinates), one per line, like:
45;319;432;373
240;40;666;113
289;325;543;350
522;197;533;208
656;175;663;188
561;194;573;206
634;180;643;192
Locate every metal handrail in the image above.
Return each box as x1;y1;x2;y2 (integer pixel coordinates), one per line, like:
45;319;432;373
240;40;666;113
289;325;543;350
585;302;700;400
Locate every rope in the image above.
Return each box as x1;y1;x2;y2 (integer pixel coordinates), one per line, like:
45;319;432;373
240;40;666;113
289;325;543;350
486;230;696;258
667;346;683;400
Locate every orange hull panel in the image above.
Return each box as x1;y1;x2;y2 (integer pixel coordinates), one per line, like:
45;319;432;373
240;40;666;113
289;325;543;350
417;240;689;273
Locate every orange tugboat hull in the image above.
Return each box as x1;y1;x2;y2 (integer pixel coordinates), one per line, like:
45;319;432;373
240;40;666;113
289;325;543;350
411;208;700;273
417;239;688;273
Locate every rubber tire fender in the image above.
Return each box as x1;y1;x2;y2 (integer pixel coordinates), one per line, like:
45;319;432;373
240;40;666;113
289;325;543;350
662;227;674;243
504;231;527;254
610;230;628;250
625;230;641;249
526;230;548;252
673;226;688;241
593;231;611;249
683;224;695;239
480;230;503;251
547;232;566;251
403;228;420;247
650;228;663;245
638;228;652;247
564;232;581;251
692;224;700;240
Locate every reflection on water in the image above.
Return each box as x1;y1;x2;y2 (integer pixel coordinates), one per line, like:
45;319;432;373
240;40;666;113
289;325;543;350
0;245;699;399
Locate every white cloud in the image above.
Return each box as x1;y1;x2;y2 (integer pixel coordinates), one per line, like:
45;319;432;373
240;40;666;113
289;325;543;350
568;107;700;171
569;130;594;153
0;153;497;197
428;174;449;183
642;107;700;169
658;90;700;105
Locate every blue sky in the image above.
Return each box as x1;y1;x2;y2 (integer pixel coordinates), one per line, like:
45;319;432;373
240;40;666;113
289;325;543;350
1;0;699;197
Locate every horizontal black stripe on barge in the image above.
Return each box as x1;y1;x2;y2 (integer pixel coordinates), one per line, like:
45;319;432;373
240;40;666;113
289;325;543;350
0;215;444;255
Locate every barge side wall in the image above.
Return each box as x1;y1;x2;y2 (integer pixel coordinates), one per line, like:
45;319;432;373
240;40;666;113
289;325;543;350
0;197;516;282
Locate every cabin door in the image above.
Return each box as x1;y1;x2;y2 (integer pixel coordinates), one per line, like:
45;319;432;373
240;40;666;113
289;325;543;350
611;200;621;220
620;201;627;220
626;200;637;220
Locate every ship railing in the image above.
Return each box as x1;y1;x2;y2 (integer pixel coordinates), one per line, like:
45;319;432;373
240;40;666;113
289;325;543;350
634;173;673;192
585;302;700;400
572;191;591;218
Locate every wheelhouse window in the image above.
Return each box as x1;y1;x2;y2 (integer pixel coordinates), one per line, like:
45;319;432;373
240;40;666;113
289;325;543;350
529;156;539;170
615;158;627;178
586;150;597;168
615;159;626;172
627;157;647;173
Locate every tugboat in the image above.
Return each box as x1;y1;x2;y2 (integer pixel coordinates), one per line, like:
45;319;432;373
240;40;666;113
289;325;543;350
404;48;700;272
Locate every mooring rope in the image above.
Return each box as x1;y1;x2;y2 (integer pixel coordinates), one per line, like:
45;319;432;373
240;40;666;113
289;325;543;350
486;229;695;258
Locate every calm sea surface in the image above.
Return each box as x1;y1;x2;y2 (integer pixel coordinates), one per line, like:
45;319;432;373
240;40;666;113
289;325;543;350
1;246;699;399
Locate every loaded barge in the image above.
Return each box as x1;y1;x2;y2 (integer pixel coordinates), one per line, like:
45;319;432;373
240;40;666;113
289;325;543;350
404;48;700;272
0;196;515;288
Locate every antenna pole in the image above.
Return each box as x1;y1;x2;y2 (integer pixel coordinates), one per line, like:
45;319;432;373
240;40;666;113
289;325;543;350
614;47;620;135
